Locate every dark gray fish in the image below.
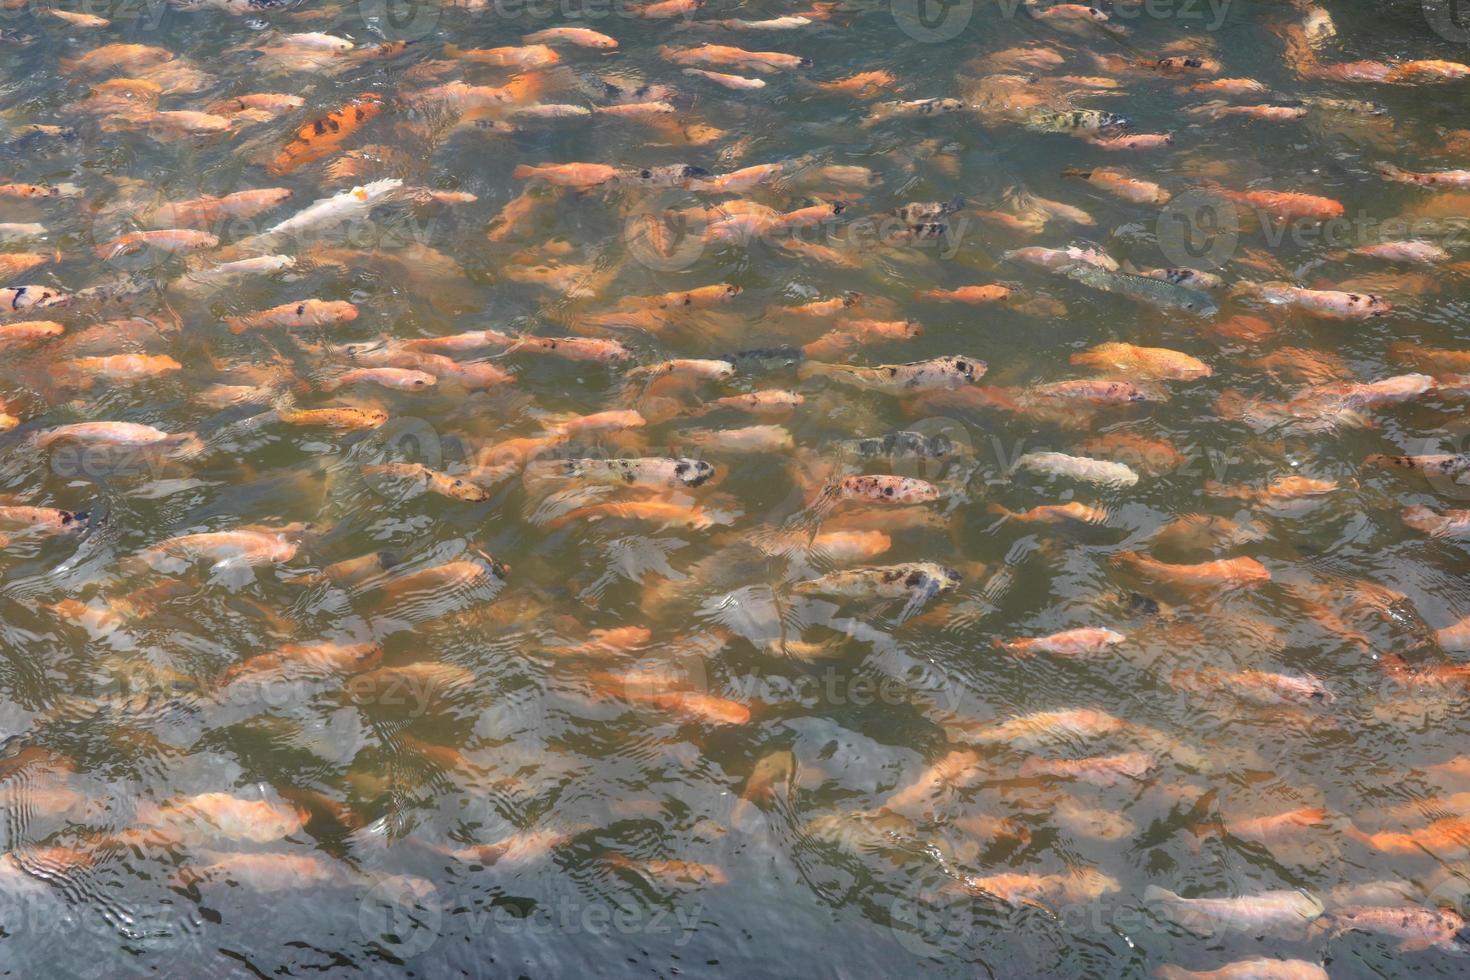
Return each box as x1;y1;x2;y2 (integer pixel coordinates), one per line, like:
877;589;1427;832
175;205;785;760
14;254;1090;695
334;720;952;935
1064;264;1218;315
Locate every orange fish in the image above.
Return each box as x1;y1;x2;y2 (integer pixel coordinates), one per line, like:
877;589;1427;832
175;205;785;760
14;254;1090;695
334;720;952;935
267;93;383;176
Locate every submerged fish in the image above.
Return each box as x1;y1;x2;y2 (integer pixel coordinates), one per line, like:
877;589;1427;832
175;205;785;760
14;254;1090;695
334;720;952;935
1064;265;1218;315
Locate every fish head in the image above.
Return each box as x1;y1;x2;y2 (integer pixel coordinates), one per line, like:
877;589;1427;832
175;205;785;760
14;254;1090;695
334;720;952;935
673;458;716;488
934;566;963;592
1185;293;1220;317
948;356;986;382
474;548;510;580
447;478;491;502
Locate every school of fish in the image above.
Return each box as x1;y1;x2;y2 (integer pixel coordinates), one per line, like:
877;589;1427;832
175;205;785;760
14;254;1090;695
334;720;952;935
2;0;1470;975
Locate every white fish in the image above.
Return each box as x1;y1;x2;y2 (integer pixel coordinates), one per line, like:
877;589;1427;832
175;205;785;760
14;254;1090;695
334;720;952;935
1145;885;1325;938
0;222;46;241
263;178;404;238
1015;451;1139;488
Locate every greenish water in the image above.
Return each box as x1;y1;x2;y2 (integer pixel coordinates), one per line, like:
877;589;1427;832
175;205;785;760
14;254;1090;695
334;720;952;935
1;0;1470;976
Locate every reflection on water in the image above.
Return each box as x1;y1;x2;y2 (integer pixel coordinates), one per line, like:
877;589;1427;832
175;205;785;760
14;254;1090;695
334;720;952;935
2;0;1470;975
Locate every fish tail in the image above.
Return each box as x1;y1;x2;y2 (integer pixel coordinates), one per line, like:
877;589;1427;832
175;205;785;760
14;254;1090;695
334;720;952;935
1153;967;1196;980
1142;884;1178;905
795;360;840;382
511;165;537;179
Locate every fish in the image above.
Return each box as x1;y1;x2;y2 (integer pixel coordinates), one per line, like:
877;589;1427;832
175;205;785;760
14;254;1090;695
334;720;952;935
1070;343;1211;380
1310;906;1469;952
219;641;383;687
812;71;895;97
683;68;766;90
1006;245;1120;272
660;44;812;74
1144;886;1325;938
326;368;437;392
1023;108;1129;133
62;43;173;74
1062;168;1171;205
0;506;91;534
1200;183;1344;221
523;27;618;49
95;228;219;260
136;793;308;843
865;98;966;125
552;500;734;529
1172;669;1333;705
1154;961;1328;980
956;870;1121;909
687;390;803;418
0;320;65;345
627;358;736;381
524;457;716;489
1234;282;1390;319
1015;452;1139;488
137;524;306;572
792;563;961;601
36;421;202;456
998;627;1126;657
1364;452;1470;485
1402;504;1470;538
1064;265;1219;315
360;464;490;501
49;354;183;388
679;425;794;453
267;93;383;175
1116;553;1271;588
885;749;984;813
0;285;69;312
262;178;403;238
988;502;1109;525
821;474;939;505
1019;751;1153;786
275;406;388;430
226;300;358;333
1027;379;1151;404
443;43;560;68
512;163;624;187
798;356;986;392
918;284;1011;304
152;188;293;227
1084;133;1175;150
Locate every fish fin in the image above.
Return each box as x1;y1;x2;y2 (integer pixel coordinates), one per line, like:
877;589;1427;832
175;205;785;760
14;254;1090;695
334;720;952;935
1142;884;1179;904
